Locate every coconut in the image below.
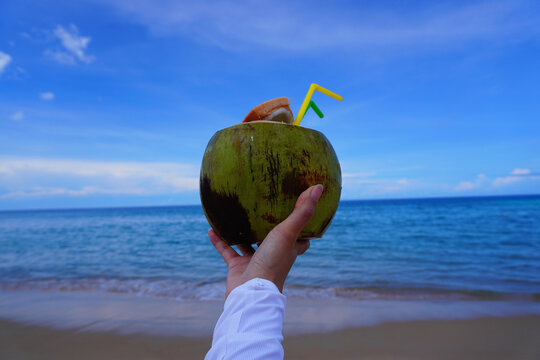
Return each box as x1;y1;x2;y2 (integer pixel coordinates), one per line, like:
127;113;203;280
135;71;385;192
200;119;341;245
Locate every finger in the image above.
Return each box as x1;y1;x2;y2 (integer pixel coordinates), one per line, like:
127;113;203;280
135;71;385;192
270;184;323;244
295;239;311;255
208;229;239;266
237;243;255;256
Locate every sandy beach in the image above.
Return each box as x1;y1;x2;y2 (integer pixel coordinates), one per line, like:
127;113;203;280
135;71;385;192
1;316;539;360
1;289;540;359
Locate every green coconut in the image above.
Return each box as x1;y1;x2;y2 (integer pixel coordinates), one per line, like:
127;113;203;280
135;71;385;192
200;121;341;245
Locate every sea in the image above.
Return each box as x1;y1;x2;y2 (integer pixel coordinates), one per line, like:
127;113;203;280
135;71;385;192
1;195;539;303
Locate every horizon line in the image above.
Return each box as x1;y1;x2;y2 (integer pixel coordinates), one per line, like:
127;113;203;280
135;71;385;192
0;193;538;213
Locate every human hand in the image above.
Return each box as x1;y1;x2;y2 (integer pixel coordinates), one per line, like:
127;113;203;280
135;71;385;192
209;184;324;298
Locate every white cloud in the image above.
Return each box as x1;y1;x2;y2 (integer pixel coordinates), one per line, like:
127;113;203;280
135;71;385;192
454;181;475;191
492;168;540;187
0;157;199;199
454;174;487;191
44;50;76;65
396;179;410;186
39;92;55;100
492;176;522;187
340;166;417;197
9;111;24;121
511;168;531;175
47;24;94;64
342;171;377;178
343;176;413;196
97;0;539;53
0;51;12;73
1;186;150;199
455;170;539;190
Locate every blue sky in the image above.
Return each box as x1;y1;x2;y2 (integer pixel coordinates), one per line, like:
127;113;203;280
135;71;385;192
1;0;539;210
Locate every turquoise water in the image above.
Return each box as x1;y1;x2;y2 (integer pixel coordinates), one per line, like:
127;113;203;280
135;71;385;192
0;195;539;301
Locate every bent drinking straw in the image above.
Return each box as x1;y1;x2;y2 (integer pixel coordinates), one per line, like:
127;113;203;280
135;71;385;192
301;100;324;120
294;83;343;126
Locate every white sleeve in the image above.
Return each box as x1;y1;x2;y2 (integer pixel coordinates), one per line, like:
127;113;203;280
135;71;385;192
205;278;286;360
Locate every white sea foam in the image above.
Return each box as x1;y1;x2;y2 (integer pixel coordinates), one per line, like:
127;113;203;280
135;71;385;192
0;278;227;300
1;278;533;302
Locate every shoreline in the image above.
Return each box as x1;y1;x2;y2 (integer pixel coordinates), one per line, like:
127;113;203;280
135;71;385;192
1;316;539;360
1;289;540;337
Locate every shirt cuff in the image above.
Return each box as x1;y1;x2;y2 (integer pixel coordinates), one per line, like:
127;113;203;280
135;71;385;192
227;278;281;299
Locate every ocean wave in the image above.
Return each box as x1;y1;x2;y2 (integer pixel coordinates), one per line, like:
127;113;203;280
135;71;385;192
0;278;226;301
1;278;537;302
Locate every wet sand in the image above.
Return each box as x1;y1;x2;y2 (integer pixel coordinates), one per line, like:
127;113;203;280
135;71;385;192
2;289;539;336
1;316;539;360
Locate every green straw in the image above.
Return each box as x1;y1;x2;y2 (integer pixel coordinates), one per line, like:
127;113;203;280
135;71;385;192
302;100;324;120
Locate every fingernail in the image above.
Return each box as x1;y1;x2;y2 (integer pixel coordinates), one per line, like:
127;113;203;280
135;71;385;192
310;184;324;202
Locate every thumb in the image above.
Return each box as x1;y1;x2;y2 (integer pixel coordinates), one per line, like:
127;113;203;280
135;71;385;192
269;184;324;244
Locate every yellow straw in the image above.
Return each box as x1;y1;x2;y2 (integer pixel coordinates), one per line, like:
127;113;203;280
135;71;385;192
294;83;343;126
